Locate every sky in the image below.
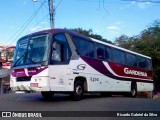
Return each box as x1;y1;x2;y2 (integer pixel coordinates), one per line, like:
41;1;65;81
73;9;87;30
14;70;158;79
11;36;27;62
0;0;160;45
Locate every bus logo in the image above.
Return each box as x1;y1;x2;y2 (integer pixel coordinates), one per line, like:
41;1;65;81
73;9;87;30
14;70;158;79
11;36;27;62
77;64;86;70
124;68;147;77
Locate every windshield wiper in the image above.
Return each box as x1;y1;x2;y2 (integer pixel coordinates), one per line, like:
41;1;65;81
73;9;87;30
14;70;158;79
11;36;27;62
13;53;26;67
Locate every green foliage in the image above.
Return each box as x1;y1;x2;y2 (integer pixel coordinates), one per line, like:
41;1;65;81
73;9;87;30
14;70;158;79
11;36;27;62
69;25;160;90
115;20;160;90
70;28;113;44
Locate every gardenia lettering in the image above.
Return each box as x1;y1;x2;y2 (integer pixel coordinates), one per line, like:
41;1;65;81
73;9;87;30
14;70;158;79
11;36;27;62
124;68;147;77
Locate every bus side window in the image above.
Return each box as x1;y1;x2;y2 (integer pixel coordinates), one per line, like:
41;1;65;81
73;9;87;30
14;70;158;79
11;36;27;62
51;41;62;62
50;34;71;64
138;56;146;69
113;49;125;65
96;44;105;60
105;46;111;61
126;53;137;67
146;59;152;70
72;36;94;58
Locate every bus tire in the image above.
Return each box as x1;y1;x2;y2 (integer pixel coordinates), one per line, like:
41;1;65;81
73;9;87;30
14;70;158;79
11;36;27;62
130;83;137;98
71;80;84;101
41;91;54;100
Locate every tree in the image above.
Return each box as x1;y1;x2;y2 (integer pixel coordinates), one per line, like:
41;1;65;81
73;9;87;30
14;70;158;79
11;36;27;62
70;28;113;44
115;20;160;91
114;34;138;50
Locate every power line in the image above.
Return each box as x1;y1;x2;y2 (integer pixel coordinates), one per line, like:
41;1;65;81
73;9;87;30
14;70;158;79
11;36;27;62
122;0;160;3
48;0;63;29
7;1;46;45
103;0;109;15
5;1;46;45
32;1;39;25
77;0;160;4
24;13;50;35
33;0;49;10
24;0;63;34
76;0;130;4
55;0;63;10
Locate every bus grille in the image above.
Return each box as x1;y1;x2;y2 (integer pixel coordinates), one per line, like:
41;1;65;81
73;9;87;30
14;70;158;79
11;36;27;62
16;77;31;82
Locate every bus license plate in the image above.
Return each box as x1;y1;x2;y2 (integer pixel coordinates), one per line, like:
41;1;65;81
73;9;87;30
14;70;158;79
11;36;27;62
30;83;38;87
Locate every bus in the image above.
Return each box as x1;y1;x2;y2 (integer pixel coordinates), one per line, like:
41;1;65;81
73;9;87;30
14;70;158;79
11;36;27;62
10;29;153;100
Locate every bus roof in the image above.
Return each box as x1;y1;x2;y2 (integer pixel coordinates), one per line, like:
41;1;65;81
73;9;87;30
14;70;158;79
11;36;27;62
90;37;151;59
19;28;151;59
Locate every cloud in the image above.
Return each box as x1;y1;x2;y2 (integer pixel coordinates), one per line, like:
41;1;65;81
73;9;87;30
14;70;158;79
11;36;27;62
41;21;48;25
107;26;119;31
30;26;41;32
106;22;124;38
120;1;152;10
29;21;50;32
29;25;50;32
115;21;123;25
137;2;152;9
107;21;125;32
23;0;27;6
93;29;100;33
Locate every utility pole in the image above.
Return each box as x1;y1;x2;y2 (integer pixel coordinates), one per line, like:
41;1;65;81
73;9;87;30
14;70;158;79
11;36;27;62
48;0;54;29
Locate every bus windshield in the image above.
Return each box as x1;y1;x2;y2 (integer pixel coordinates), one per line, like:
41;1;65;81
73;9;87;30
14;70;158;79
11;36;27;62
13;34;50;67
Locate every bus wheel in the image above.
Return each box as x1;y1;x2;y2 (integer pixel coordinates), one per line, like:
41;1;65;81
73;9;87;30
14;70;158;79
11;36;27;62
41;91;54;100
130;83;137;98
71;80;84;101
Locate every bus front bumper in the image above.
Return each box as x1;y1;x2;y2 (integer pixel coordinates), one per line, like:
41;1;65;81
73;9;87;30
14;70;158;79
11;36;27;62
10;77;51;92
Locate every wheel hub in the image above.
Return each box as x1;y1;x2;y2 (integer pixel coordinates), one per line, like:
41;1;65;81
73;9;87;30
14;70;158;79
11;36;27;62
76;86;82;95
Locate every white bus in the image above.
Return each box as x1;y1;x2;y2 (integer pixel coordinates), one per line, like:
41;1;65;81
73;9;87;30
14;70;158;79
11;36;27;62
10;29;153;100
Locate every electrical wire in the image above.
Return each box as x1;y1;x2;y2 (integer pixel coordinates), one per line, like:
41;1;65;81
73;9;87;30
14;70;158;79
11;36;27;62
103;0;109;15
122;0;160;3
7;1;46;45
24;13;50;35
55;0;63;10
6;0;64;45
32;1;39;25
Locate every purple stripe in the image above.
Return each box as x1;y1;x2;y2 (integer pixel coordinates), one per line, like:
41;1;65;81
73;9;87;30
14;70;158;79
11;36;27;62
81;57;153;83
28;67;47;76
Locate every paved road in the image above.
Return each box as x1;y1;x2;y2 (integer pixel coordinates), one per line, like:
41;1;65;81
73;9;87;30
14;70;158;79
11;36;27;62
0;93;160;120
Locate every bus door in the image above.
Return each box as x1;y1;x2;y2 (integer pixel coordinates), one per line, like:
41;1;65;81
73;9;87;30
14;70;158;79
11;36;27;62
49;34;71;91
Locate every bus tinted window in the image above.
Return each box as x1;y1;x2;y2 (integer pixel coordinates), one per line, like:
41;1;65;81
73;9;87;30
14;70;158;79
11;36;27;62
28;35;49;63
13;38;28;66
127;53;137;67
54;34;67;43
51;42;62;61
73;37;94;58
105;47;111;61
96;44;105;60
146;59;152;70
138;56;146;69
113;49;125;64
51;34;71;64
